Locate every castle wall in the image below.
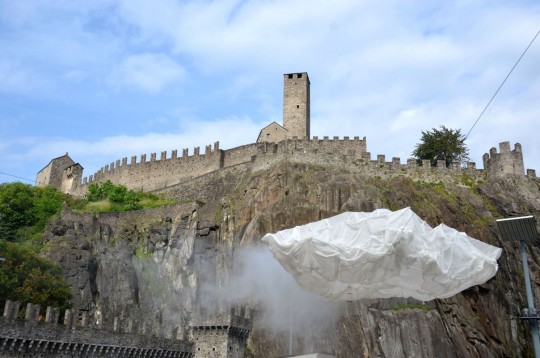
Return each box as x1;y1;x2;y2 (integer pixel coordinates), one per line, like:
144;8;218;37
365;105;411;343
221;143;258;168
248;137;485;185
251;136;368;171
75;143;222;196
0;300;192;357
65;137;536;198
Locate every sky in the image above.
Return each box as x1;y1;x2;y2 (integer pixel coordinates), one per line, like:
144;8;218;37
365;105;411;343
1;0;539;185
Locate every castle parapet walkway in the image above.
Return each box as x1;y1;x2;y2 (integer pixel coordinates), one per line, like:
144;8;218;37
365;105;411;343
0;300;193;357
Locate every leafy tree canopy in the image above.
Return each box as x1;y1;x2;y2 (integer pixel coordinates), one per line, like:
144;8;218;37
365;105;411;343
0;241;72;311
412;126;470;167
0;183;65;242
0;182;72;311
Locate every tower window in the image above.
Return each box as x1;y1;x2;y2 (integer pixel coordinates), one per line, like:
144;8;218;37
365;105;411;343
297;73;302;78
288;74;293;79
297;105;299;108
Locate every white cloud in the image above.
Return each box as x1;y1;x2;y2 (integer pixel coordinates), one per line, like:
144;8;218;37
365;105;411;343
0;60;50;94
3;115;260;181
1;0;540;184
110;53;186;93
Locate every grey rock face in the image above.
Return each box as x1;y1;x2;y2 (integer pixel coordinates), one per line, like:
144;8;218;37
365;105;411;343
43;162;540;357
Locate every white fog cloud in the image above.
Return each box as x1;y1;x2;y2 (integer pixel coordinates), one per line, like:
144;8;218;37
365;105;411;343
111;53;186;94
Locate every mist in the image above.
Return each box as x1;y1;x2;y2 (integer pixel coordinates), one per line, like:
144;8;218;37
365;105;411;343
200;246;342;335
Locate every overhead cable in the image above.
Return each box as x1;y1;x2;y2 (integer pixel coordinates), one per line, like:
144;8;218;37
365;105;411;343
0;171;35;183
465;28;540;139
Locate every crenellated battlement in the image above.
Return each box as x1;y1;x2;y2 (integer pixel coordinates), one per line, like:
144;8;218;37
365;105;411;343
42;137;538;197
37;72;537;197
482;141;531;178
60;137;372;196
190;306;253;333
0;300;193;357
190;305;252;358
83;141;220;184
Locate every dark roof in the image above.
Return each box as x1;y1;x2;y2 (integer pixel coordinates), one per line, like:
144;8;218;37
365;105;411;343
37;153;75;174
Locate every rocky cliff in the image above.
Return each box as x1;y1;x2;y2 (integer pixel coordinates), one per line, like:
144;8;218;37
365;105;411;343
42;159;540;357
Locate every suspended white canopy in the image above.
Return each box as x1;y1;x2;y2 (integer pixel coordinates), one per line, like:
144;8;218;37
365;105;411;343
262;208;502;301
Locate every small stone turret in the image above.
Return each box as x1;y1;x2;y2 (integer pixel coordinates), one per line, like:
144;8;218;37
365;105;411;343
190;306;252;358
483;142;526;178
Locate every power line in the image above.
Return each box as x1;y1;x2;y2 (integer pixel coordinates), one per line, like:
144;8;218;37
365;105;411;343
0;171;35;183
465;28;540;139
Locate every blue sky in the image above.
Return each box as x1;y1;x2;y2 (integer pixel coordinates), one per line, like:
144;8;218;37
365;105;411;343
1;0;539;185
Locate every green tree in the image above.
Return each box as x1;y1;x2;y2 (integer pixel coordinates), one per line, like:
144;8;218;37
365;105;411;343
0;183;36;241
0;241;72;311
0;183;65;243
32;186;65;230
86;180;115;201
412;126;470;167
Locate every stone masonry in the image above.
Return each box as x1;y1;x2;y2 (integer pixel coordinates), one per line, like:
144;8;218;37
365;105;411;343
483;141;526;178
0;300;193;357
36;153;83;192
282;72;310;140
257;72;310;143
190;306;252;358
36;72;537;196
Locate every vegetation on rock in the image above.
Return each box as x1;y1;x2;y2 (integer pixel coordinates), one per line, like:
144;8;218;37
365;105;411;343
0;180;175;312
86;180;176;212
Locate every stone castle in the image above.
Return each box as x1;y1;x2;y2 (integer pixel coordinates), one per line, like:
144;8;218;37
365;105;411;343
1;300;252;357
36;72;537;196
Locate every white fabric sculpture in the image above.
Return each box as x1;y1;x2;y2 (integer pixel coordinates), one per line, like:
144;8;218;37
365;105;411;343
262;208;502;301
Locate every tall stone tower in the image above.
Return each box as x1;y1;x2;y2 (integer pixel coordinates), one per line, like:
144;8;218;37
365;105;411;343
283;72;310;139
